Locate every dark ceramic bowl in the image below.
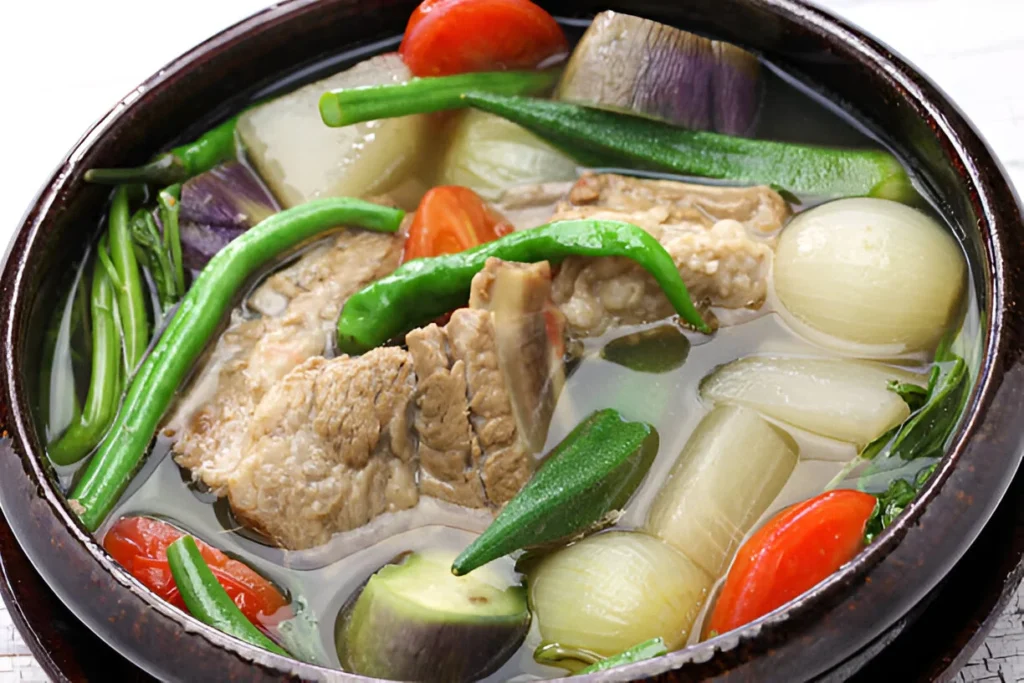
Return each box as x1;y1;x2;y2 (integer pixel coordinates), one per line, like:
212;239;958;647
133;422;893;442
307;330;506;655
2;0;1023;681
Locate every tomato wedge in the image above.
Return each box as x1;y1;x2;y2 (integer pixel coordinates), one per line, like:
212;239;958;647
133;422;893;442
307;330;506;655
400;0;568;76
707;489;877;636
403;186;514;262
103;516;291;629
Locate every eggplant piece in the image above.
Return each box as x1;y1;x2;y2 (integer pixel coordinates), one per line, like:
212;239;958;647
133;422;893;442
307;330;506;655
178;161;280;271
556;11;762;135
336;552;530;682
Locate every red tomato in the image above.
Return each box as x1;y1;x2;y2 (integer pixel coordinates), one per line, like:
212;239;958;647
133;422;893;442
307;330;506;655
400;0;568;76
403;186;514;262
103;517;291;629
707;490;877;636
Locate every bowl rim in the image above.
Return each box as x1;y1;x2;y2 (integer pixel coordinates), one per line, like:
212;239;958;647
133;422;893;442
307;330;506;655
1;0;1022;680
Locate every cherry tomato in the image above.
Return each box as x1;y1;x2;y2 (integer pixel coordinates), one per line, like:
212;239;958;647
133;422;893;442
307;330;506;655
403;186;514;262
400;0;568;76
707;489;877;636
103;516;291;629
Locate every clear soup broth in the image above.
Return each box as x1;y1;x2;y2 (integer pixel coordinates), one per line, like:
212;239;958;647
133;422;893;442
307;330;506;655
38;12;978;682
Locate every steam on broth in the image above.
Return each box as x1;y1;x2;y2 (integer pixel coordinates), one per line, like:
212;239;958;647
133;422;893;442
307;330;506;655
38;2;972;680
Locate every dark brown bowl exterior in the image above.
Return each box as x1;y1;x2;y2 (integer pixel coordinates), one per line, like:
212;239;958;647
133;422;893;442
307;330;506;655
0;0;1022;681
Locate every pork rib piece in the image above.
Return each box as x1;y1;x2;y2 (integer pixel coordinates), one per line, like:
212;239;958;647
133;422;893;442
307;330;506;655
193;258;563;550
550;173;789;336
171;229;402;493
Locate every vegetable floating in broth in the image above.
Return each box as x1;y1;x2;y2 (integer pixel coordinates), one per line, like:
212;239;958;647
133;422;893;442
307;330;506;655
43;0;972;680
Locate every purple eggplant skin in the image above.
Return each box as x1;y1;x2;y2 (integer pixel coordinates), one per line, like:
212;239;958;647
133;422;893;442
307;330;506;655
178;161;280;270
556;11;762;136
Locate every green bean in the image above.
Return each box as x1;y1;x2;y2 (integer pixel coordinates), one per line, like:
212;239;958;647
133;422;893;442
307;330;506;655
48;258;121;465
158;184;185;296
84;115;240;186
108;187;150;371
336;219;711;354
166;536;289;656
318;69;559;127
69;198;405;530
319;77;912;200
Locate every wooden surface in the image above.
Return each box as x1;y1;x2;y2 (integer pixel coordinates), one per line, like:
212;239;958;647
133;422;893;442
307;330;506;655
0;0;1021;681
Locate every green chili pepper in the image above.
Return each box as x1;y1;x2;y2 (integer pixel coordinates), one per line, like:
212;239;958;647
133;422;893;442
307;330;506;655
337;220;711;354
166;536;289;656
47;257;121;465
84;115;240;186
69;198;405;531
318;69;560;127
108;187;150;372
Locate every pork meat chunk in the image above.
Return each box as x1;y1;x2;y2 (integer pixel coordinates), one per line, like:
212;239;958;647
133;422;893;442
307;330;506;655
408;259;565;509
550;173;789;336
171;229;402;493
406;323;487;508
227;348;418;550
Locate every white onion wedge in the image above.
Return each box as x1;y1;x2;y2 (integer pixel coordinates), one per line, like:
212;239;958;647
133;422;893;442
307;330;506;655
529;531;711;655
773;197;966;356
644;404;797;577
238;54;430;208
700;355;925;445
438;110;578;201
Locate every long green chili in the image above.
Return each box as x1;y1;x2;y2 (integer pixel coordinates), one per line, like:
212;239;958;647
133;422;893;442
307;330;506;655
336;219;711;354
166;536;289;656
108;186;150;371
318;69;560;127
318;79;911;199
85;115;240;186
69;198;405;531
48;258;121;465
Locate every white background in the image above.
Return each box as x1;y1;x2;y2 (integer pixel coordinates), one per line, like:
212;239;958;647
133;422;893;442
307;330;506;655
0;0;1021;681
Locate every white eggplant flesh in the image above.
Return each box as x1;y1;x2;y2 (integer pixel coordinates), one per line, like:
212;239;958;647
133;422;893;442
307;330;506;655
237;54;430;208
773;197;966;356
529;531;711;655
700;355;925;445
644;404;797;577
437;110;578;201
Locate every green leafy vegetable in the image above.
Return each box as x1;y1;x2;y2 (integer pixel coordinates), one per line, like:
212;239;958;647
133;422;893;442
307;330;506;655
862;356;968;462
130;208;181;312
864;463;937;543
158;185;186;297
887;380;928;411
575;637;668;674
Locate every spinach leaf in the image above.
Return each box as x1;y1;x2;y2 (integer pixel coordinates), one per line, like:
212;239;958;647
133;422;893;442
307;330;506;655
130;208;181;312
864;463;937;543
861;355;968;462
887;380;928;411
889;358;967;460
